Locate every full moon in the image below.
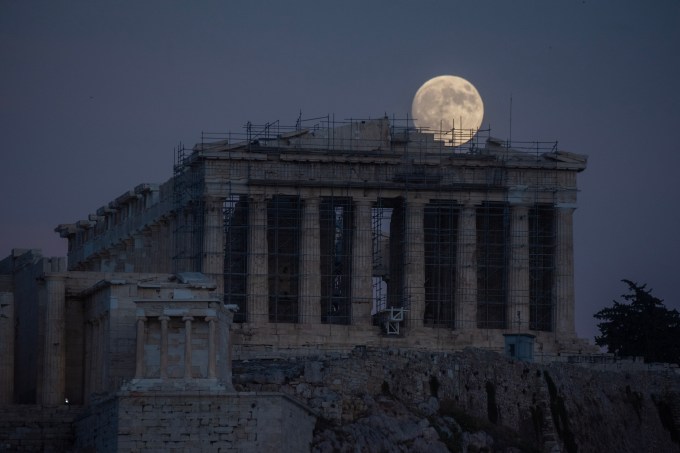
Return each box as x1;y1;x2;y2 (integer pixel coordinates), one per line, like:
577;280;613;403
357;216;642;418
411;75;484;147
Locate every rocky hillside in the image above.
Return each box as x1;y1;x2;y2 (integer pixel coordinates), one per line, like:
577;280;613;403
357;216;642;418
233;348;680;452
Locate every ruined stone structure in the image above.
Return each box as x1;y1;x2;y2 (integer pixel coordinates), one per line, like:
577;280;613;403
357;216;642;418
56;117;589;357
0;249;315;450
0;117;595;450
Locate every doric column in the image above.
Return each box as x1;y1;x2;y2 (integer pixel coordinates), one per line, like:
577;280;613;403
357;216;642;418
555;204;576;336
132;232;145;273
158;218;172;273
508;204;530;331
183;316;193;379
300;196;321;324
206;316;217;379
404;198;426;328
352;198;373;326
134;316;147;379
98;315;107;391
159;315;170;379
202;196;225;294
83;321;92;402
247;195;269;324
143;226;155;271
0;292;14;404
455;202;477;330
42;274;66;406
91;319;100;393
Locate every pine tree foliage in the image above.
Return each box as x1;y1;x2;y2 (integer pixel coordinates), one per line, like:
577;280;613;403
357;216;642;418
594;280;680;364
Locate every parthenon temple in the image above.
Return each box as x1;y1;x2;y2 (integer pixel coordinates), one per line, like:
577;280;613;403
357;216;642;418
1;116;591;413
61;116;587;352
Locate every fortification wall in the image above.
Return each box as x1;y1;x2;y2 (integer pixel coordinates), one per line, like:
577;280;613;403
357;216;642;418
234;347;680;452
74;392;315;452
0;405;81;452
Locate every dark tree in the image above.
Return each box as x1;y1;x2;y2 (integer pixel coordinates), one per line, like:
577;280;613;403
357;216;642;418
594;280;680;364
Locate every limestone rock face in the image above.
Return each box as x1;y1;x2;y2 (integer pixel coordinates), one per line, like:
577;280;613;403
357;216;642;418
234;348;680;453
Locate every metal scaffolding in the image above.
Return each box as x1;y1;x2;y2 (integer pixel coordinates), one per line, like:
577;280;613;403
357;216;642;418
168;115;562;334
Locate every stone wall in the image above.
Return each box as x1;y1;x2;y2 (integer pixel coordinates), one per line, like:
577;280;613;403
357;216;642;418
74;392;315;452
234;347;680;452
0;405;81;452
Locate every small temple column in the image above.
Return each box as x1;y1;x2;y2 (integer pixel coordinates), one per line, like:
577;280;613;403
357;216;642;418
555;204;576;336
455;202;477;330
42;274;66;406
351;198;373;326
508;204;530;331
300;196;321;324
159;315;170;378
247;195;269;324
183;316;194;379
202;196;225;294
404;198;426;329
135;317;147;379
206;316;217;379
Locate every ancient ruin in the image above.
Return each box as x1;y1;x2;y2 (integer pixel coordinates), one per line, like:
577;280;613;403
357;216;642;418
1;116;600;450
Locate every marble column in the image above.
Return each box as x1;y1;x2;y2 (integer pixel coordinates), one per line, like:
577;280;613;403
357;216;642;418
300;197;321;324
98;316;106;391
159;315;170;379
404;198;426;329
183;316;193;379
134;317;147;379
42;275;66;406
0;292;14;404
247;195;269;324
83;321;92;402
91;319;100;393
455;203;477;330
555;204;576;336
206;316;217;379
203;196;225;294
508;205;530;331
132;232;145;273
143;226;155;271
351;198;373;326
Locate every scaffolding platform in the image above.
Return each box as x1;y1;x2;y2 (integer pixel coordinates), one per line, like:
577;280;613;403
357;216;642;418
377;307;407;335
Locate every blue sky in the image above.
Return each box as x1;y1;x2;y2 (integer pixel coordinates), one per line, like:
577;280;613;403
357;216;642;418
2;0;679;340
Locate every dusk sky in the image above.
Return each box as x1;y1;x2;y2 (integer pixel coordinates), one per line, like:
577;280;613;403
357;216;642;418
2;1;679;341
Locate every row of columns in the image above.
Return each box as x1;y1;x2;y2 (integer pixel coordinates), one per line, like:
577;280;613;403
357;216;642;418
209;193;575;335
135;315;219;380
